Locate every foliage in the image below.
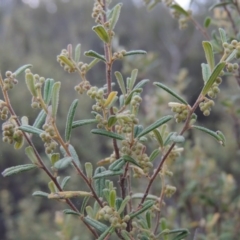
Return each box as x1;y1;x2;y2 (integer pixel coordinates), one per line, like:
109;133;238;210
1;0;240;239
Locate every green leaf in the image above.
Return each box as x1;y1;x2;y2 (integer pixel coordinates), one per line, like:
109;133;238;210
94;167;106;198
133;79;150;90
164;132;176;146
65;99;78;142
63;209;80;216
109;3;122;30
25;72;37;97
107;115;118;128
91;129;124;140
61;176;71;189
2;164;37;177
170;4;189;16
209;1;234;11
92;25;109;43
87;58;100;70
170;134;185;143
74;44;81;63
131;193;159;200
109;190;116;208
25;146;38;164
32;191;49;198
68;144;82;169
117;195;131;214
204;17;211;28
123;50;147;57
43;78;54;104
115;71;126;95
93;170;123;179
72;119;98;129
153;129;163;147
109;158;125;171
85;162;93;179
192;125;225;146
219;28;228;44
18;125;44;135
226;49;237;62
146;211;151;229
54;157;72;170
128;69;138;90
149;148;160;162
201;62;226;96
97;226;114;240
32;109;47;128
51;82;61;118
84;50;106;62
201;63;211;83
154;82;188;105
137;115;173;138
84;216;108;233
122;155;141;167
81;196;90;214
115;197;123;212
129;200;155;219
13;64;32;77
125;88;142;105
121;230;132;240
167;228;190;240
202;41;215;71
134;125;143;138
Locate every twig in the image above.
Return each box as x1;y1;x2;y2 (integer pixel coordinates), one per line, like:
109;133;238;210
223;5;238;35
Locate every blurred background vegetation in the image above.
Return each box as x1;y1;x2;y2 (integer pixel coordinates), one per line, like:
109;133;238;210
0;0;240;239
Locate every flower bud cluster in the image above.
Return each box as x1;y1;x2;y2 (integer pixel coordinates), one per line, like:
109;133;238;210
166;146;183;165
121;140;153;176
92;0;104;23
130;94;142;108
57;49;76;73
2;120;22;145
40;123;58;154
112;50;127;61
74;80;91;94
171;9;192;30
226;62;239;72
199;98;215;116
164;184;177;197
115;112;139;134
98;206;128;229
207;77;222;99
168;102;189;123
0;101;8;120
3;71;18;91
223;39;240;59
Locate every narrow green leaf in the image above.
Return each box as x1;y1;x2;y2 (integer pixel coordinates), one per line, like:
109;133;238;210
118;195;131;214
19;125;44;135
84;50;106;62
108;115;118;128
81;197;90;214
109;190;116;208
65;99;79;142
63;209;80;216
192;125;225;146
202;41;215;71
51;82;61;118
201;63;211;83
131;193;159;200
170;4;189;16
201;62;226;95
154;82;188;105
72;119;97;129
54;157;72;170
61;176;71;189
25;72;37;97
97;226;114;240
146;211;151;229
87;58;100;70
129;69;138;90
149;148;160;162
137;115;173;139
226;49;237;62
91;129;124;140
2;164;37;177
170;134;185;143
122;155;141;167
85;205;94;218
123;50;147;57
94;167;106;198
204;17;211;28
84;216;108;233
153;129;163;147
74;44;81;63
164;132;176;146
219;28;228;44
25;146;39;164
50;153;60;166
92;25;109;43
134;125;143;138
115;71;126;95
43;78;54;104
109;158;125;171
129;200;155;219
133;79;149;90
115;197;123;212
32;191;49;198
93;170;123;179
13;64;32;77
167;228;190;240
33;109;47;128
121;230;132;240
68;144;82;169
125;88;142;105
14;138;24;150
109;3;122;30
85;162;93;179
58;55;75;69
